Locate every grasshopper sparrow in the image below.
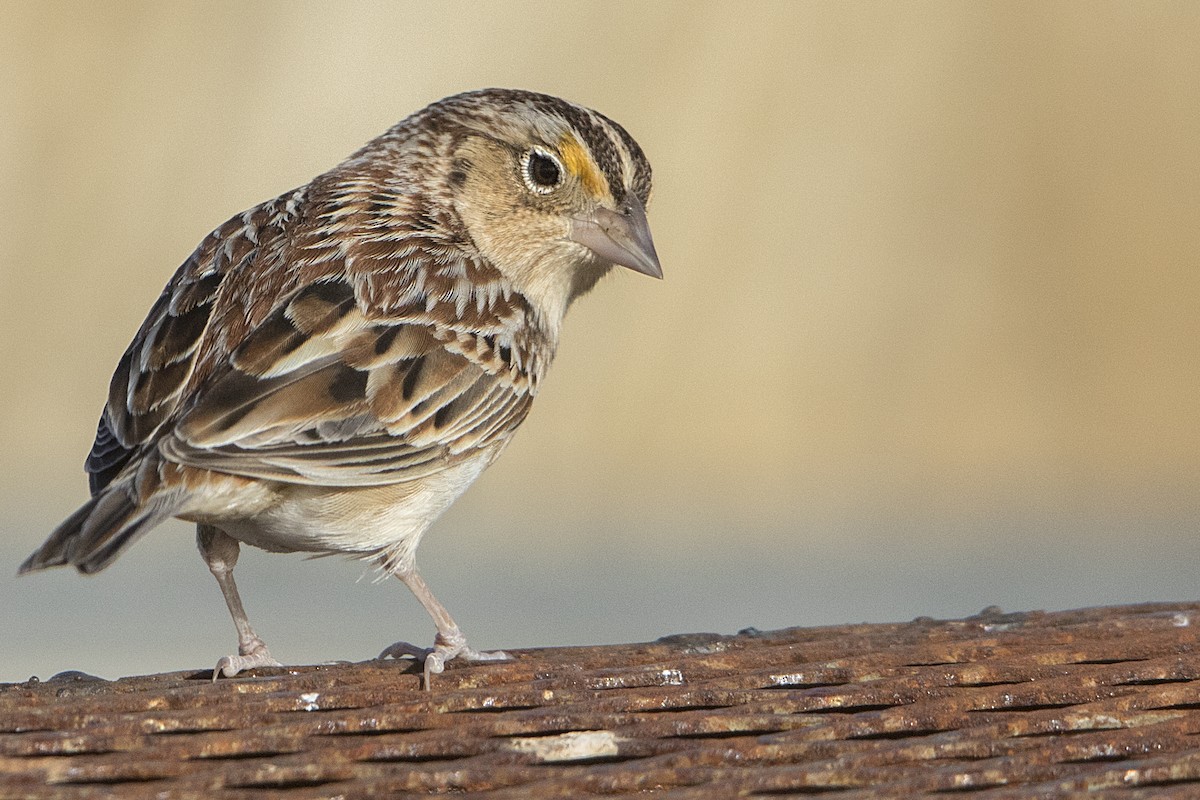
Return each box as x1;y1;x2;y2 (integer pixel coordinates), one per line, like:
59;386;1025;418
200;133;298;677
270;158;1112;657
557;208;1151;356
21;89;661;688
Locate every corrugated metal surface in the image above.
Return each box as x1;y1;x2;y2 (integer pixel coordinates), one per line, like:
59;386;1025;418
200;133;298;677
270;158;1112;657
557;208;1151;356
4;603;1200;798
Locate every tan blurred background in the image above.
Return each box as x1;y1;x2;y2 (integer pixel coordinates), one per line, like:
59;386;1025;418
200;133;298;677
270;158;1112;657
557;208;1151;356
3;2;1199;682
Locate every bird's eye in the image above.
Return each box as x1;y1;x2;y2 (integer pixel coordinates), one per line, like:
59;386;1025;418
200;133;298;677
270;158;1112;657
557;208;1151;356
521;148;563;194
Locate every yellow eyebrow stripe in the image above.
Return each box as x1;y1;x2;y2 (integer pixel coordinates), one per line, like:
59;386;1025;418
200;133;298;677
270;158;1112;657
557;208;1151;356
558;133;608;199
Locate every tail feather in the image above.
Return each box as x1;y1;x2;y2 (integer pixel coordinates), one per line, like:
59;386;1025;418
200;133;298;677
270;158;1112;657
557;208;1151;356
19;501;95;572
20;478;182;575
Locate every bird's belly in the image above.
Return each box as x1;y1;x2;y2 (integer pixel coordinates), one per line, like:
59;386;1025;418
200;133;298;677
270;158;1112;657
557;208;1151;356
177;456;492;565
233;481;461;555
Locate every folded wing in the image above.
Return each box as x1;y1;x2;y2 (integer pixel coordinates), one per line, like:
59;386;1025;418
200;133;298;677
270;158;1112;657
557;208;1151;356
159;275;535;486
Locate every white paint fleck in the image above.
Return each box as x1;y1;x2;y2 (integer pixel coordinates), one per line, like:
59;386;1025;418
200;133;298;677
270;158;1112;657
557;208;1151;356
659;669;684;686
769;673;807;687
298;692;321;712
507;730;621;763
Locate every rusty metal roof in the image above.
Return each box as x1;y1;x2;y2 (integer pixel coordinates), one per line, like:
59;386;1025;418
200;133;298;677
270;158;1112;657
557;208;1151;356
4;602;1200;798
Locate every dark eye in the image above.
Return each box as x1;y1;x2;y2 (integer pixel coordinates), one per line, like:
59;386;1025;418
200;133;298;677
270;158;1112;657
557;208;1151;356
521;148;563;194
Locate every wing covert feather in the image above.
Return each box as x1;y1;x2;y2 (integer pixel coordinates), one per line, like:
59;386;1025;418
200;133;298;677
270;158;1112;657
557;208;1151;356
162;335;533;485
161;270;539;486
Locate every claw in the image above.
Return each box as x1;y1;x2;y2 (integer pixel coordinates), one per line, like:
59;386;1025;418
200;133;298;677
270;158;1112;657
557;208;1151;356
378;640;431;661
211;642;282;681
379;629;510;690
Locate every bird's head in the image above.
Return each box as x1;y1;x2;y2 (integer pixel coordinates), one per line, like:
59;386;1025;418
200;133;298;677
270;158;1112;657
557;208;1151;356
420;89;661;328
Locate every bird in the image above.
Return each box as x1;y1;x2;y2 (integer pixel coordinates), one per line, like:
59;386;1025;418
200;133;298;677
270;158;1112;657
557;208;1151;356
20;88;661;689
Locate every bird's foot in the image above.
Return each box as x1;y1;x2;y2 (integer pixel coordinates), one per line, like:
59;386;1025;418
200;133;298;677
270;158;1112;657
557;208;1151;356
379;628;509;690
212;640;282;681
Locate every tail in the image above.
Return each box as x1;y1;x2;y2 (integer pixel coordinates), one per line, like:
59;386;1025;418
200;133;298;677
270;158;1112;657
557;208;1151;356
20;474;182;576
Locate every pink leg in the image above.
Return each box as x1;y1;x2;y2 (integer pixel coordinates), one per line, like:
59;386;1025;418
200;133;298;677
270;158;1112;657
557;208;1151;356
378;567;509;689
197;524;282;680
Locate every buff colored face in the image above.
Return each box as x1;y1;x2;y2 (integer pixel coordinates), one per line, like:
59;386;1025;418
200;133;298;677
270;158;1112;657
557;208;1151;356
451;122;660;324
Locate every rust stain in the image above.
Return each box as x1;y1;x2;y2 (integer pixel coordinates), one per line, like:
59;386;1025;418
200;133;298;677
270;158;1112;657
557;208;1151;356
3;603;1200;798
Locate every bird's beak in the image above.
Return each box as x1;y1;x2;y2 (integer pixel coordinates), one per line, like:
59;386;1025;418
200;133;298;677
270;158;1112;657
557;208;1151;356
569;195;663;279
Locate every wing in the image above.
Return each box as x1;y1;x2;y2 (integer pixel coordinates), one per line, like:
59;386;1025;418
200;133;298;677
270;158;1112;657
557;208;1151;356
85;188;310;495
158;272;537;486
91;164;544;490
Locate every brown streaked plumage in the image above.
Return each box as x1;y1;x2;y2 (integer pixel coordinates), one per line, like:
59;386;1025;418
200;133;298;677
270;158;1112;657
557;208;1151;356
21;89;661;688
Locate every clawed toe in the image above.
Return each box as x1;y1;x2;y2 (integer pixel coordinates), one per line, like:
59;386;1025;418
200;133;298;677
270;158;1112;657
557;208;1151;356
212;643;282;681
378;640;430;661
378;630;510;690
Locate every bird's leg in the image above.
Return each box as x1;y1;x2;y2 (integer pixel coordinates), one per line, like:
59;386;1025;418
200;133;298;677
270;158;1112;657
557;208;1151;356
197;524;282;680
378;567;509;689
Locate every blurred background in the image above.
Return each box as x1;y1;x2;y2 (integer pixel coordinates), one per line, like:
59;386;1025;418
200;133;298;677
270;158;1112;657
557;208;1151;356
2;2;1199;682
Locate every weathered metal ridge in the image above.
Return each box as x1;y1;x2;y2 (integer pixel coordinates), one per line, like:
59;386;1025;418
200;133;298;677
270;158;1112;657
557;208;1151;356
4;603;1200;798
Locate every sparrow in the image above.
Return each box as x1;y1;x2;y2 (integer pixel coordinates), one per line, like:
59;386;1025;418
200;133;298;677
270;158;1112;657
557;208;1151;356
20;88;661;688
